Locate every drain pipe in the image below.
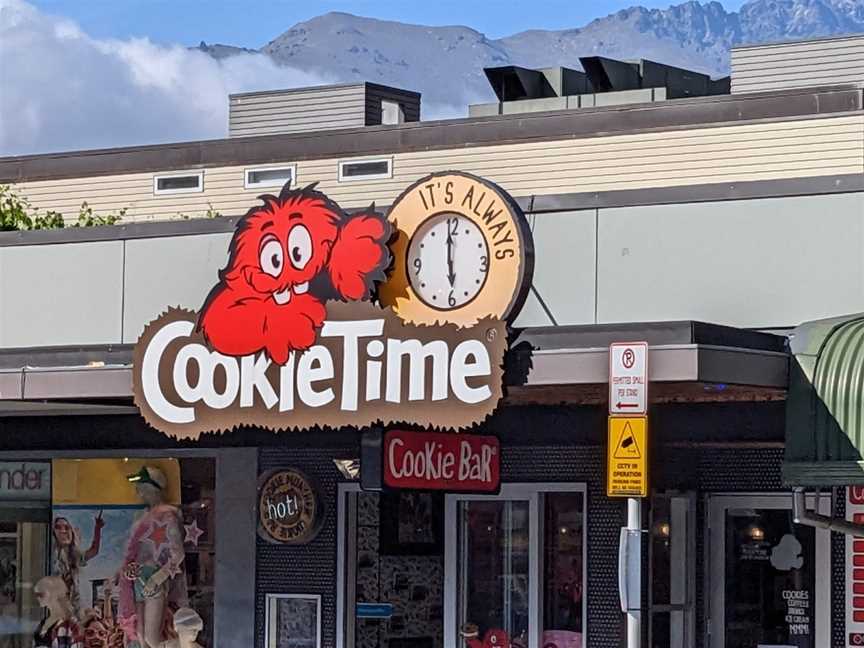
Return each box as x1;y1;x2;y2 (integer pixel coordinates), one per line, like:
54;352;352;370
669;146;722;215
792;488;864;536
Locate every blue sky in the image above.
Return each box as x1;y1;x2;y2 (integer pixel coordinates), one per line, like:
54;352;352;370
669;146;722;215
31;0;750;48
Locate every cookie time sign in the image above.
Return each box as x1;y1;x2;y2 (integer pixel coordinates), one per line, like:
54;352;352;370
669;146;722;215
132;174;531;438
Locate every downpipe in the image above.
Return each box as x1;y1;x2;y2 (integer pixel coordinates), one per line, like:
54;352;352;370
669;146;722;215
792;487;864;536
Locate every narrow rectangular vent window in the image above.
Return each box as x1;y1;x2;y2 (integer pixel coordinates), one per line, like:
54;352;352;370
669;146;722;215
153;172;203;195
245;167;295;189
338;159;392;182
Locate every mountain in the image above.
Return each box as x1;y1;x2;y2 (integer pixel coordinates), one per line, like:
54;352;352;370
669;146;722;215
199;0;864;113
196;41;257;60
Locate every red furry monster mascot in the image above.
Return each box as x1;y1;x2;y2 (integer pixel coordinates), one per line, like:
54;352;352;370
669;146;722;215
198;182;391;365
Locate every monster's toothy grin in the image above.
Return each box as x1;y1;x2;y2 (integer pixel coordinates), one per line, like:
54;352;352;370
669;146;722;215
272;282;309;305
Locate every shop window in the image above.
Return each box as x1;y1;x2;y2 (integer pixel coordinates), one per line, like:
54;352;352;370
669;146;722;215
648;492;695;648
338;488;445;648
444;484;586;648
245;166;295;189
338;484;585;648
707;494;832;648
0;457;217;648
153;172;204;194
337;159;393;182
543;493;585;641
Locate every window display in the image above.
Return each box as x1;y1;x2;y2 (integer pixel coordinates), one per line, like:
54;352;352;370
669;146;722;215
446;485;586;648
265;594;321;648
41;457;216;648
33;575;83;648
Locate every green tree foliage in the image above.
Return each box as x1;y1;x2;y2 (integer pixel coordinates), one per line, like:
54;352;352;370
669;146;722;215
0;185;125;231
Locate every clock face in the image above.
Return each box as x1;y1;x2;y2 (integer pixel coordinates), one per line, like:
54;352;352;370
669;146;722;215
379;171;534;327
406;213;489;310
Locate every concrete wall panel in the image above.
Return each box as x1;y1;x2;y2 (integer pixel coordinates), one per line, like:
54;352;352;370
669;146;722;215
0;241;124;347
122;233;231;342
596;193;864;328
514;209;597;327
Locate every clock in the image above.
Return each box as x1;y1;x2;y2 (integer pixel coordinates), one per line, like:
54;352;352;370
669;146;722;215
406;212;489;310
380;171;534;327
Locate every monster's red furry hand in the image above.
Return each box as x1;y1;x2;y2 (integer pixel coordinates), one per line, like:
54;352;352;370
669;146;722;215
328;212;390;300
197;184;389;364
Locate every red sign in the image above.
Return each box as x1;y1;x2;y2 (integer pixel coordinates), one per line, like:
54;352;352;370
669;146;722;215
383;431;500;492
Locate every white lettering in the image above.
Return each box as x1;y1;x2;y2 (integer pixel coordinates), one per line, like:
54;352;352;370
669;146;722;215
139;317;502;426
441;453;455;480
450;340;492;404
173;344;211;404
459;441;472;481
279;353;296;412
388;438;405;478
386;339;449;402
240;354;278;409
206;352;240;409
143;320;194;424
322;319;383;411
366;340;384;402
297;346;335;407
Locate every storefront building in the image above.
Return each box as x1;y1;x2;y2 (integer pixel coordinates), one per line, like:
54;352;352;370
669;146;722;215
0;33;863;648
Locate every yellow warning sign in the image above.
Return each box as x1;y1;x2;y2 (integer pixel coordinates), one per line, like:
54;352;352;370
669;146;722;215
607;417;648;498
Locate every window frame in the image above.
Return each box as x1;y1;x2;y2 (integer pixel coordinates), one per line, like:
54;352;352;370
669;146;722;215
337;157;393;182
443;482;588;648
244;165;297;190
706;492;831;648
153;171;204;195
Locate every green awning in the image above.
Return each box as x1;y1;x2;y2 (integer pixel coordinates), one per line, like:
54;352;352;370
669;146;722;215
784;314;864;486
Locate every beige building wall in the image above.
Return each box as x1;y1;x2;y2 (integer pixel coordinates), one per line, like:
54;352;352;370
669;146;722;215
12;114;864;223
732;35;864;94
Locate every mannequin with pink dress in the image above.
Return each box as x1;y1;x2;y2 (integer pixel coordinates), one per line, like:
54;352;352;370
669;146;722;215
118;467;188;648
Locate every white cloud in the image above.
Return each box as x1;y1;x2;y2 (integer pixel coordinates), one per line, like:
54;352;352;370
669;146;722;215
0;0;332;156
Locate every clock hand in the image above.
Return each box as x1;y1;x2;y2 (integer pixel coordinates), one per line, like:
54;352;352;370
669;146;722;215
446;229;456;287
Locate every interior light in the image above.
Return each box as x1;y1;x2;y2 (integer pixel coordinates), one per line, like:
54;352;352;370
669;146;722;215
747;523;765;541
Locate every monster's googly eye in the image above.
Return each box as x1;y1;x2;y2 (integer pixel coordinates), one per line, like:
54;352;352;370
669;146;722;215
259;236;283;277
288;224;313;270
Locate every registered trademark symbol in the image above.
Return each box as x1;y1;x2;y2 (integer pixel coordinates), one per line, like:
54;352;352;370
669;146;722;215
486;328;497;342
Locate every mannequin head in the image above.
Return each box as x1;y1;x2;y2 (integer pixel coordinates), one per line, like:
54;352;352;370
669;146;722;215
172;608;203;643
128;466;167;507
34;576;72;617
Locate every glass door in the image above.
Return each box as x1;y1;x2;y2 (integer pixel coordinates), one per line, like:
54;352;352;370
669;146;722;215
649;492;696;648
458;499;531;644
443;484;587;648
0;504;50;648
707;494;830;648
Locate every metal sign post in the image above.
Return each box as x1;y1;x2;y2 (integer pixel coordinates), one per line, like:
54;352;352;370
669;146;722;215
609;341;649;648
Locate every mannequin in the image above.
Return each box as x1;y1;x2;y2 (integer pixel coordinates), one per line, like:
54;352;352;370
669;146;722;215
33;575;83;648
118;466;188;648
159;608;204;648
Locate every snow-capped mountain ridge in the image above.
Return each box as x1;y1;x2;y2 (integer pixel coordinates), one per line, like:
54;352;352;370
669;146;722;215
208;1;864;112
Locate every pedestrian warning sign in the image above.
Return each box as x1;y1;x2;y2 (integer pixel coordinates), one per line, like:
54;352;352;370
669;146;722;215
607;416;648;497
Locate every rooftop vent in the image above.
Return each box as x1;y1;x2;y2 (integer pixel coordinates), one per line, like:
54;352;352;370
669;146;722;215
484;66;591;102
229;82;420;138
470;57;730;118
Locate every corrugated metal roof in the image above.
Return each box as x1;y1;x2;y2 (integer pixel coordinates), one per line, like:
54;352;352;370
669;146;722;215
784;313;864;485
